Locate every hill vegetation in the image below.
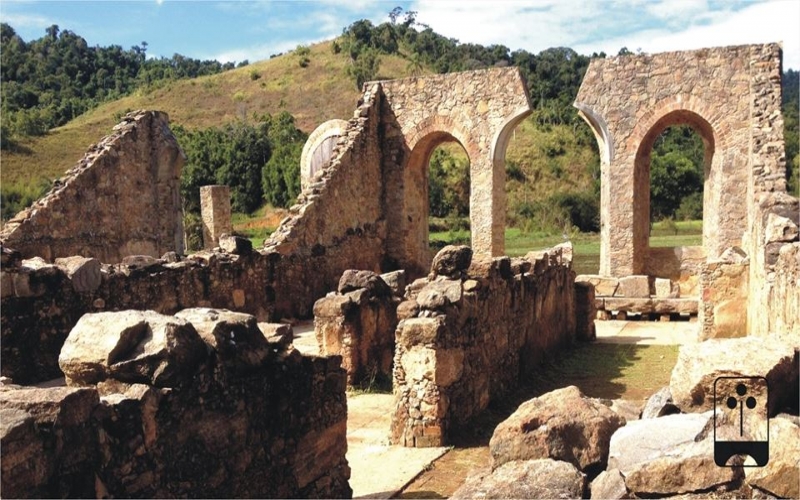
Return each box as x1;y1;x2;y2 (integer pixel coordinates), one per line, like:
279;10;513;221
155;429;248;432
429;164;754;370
1;11;797;239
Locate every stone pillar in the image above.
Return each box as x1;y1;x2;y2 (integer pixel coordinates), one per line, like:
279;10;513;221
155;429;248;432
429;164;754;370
470;155;505;259
200;185;232;249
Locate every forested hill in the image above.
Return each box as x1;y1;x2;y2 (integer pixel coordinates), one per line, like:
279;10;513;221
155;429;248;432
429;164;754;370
0;23;241;143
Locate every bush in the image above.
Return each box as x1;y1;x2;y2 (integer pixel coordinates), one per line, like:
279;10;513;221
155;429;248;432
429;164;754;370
183;212;204;251
675;192;703;221
249;69;261;80
1;179;51;221
549;191;599;232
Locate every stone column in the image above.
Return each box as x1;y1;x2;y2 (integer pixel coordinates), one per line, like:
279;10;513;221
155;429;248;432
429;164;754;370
470;154;505;259
200;185;232;249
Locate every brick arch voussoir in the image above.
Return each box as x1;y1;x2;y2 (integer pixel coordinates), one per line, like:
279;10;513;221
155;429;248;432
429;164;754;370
631;95;728;151
405;114;476;159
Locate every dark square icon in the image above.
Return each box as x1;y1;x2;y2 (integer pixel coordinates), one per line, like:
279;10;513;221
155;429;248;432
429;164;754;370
713;376;769;467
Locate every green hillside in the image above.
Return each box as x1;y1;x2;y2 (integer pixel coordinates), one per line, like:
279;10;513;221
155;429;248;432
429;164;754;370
0;40;415;186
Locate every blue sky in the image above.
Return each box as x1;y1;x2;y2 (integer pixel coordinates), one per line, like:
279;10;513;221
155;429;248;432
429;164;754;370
1;0;798;69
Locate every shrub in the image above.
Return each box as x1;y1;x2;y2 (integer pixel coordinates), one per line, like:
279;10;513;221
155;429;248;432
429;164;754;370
249;69;261;80
675;192;703;221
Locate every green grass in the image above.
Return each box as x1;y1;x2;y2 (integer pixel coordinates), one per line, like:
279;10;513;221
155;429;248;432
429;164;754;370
429;219;702;275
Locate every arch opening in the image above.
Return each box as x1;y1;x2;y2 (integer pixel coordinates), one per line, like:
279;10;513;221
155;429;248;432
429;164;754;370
633;109;716;292
401;130;471;275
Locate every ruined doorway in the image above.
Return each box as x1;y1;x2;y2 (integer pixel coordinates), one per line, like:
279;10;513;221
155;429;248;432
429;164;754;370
634;111;715;296
428;143;471;255
401;130;473;275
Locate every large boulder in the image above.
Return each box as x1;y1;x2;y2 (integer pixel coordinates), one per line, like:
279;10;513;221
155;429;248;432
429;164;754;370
670;337;798;415
451;459;585;499
175;308;271;371
59;310;206;387
745;416;800;498
608;411;742;496
430;245;472;278
489;386;626;473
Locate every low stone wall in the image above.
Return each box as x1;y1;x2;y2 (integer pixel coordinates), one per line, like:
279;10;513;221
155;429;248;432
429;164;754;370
390;244;588;447
576;273;696;321
0;309;350;498
0;111;185;263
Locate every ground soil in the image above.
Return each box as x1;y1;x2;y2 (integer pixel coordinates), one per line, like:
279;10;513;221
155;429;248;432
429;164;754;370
396;343;680;498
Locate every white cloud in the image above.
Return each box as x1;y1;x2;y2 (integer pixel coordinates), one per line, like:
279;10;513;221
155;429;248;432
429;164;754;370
574;1;800;69
409;0;800;69
1;12;54;30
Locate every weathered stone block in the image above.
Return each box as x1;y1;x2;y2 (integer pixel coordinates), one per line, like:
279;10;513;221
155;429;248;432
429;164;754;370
258;322;293;348
55;256;101;293
576;275;619;297
654;278;679;298
175;308;271;370
218;234;253;255
430;245;472;278
380;270;407;297
416;278;462;310
764;213;799;243
490;386;625;472
670;337;798;415
615;275;650;298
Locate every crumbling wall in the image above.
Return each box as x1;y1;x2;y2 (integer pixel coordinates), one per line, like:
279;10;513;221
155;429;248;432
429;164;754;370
0;111;185;263
314;270;401;386
743;43;800;340
0;309;350;498
390;244;589;447
746;193;800;339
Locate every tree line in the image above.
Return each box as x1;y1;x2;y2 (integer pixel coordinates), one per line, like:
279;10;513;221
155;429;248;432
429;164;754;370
0;23;242;147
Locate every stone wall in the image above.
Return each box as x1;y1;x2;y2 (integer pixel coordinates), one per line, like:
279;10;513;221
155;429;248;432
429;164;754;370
575;43;782;277
743;43;800;341
390;244;588;447
0;111;185;263
379;68;532;274
0;309;350;498
746;193;800;339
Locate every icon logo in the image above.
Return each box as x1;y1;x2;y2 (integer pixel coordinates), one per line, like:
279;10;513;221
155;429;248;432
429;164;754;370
713;376;769;467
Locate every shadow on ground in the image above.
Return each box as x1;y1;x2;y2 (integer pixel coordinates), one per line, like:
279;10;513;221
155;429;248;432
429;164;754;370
397;342;679;498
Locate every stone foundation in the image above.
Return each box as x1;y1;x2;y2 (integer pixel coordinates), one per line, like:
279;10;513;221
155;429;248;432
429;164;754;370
0;309;351;498
391;244;589;447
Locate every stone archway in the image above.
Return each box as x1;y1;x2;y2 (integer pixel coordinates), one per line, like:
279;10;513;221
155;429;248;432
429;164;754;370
574;45;762;277
379;67;532;273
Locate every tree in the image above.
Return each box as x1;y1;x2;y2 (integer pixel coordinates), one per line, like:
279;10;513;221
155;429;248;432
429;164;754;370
347;48;381;89
650;151;702;220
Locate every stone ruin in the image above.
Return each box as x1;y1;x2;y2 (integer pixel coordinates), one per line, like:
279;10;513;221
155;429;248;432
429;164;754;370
1;44;798;497
0;111;185;263
574;43;799;339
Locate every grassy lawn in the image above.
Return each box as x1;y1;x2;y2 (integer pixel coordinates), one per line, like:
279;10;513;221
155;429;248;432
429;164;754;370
430;220;702;275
